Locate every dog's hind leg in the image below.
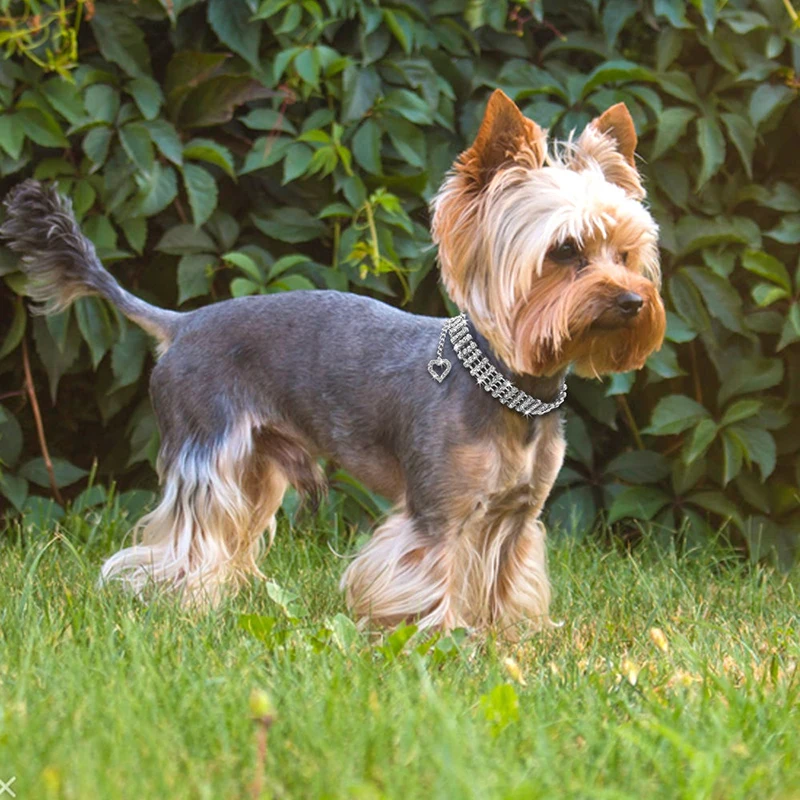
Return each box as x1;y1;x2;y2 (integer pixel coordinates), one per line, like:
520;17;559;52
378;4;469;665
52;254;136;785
100;416;289;607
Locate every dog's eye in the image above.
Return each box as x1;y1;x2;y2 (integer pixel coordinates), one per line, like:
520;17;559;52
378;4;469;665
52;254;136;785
549;240;580;263
621;251;629;265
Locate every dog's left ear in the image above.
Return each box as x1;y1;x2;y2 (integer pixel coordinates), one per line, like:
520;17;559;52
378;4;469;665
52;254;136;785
576;103;644;198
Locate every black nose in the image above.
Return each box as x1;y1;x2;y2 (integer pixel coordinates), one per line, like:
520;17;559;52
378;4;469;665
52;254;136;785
616;292;643;317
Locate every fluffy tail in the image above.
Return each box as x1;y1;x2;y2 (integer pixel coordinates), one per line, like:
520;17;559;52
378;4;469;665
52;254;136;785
1;180;180;348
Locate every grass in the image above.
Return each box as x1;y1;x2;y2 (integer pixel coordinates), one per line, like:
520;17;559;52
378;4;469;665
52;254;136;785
0;496;799;800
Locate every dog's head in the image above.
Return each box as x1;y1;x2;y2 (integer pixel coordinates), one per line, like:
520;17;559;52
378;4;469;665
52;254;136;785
432;90;666;378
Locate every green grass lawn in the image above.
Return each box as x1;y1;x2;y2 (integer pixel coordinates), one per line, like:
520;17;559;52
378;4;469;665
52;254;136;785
1;498;798;800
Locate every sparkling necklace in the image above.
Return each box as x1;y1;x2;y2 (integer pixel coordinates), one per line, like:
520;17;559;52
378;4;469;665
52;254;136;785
427;313;567;417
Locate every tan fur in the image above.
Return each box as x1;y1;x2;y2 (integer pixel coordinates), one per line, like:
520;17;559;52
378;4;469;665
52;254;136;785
341;410;566;636
100;416;288;606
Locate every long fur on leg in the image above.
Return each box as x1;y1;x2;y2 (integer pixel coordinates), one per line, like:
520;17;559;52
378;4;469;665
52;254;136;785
491;518;551;635
342;509;461;630
101;418;287;606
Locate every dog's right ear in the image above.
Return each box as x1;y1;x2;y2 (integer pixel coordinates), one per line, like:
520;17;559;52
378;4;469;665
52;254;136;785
458;90;546;187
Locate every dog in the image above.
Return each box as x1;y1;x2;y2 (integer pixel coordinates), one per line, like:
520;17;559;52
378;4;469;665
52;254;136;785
1;90;665;633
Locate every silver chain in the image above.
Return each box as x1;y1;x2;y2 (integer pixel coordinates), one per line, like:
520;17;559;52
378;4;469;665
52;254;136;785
428;313;567;417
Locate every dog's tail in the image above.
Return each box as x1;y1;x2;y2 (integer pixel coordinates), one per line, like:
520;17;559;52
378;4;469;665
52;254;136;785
1;180;180;349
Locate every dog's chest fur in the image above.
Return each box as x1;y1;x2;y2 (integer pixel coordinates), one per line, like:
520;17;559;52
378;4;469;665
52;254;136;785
446;410;566;531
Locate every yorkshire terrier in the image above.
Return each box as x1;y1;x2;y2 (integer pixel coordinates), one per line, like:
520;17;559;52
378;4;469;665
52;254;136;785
2;91;665;633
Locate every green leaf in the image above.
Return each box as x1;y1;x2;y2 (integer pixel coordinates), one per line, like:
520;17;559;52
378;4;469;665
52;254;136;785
183;138;235;179
90;4;151;78
164;51;229;100
241;108;297;134
751;282;789;307
727;424;777;481
721;113;755;179
282;143;314;184
675;216;761;255
32;316;81;402
565;413;593;467
144;120;183;166
84;84;119;124
654;0;693;28
120;217;147;255
608;487;671;524
665;311;696;343
582;60;654;97
686;490;743;529
718;358;783;406
182;164;218;228
17;107;68;147
695;116;725;189
177;76;269;129
352;119;382;175
269;274;316;292
41;78;85;124
20;457;88;488
0;113;25;159
74;296;116;369
294;48;321;87
119;122;155;174
385;117;426;169
383;8;414;53
602;0;637;49
341;65;380;123
127;76;163;120
721;399;762;427
207;0;262;66
267;254;311;281
721;430;744;486
0;403;23;468
749;84;794;128
157;224;217;255
740;250;791;292
645;394;709;436
240;137;292;175
111;325;149;389
0;473;27;511
252;208;326;243
604;451;671;483
129;164;179;217
0;297;26;359
646;344;686;379
651;107;695;160
778;303;800;351
222;252;263;282
383;89;433;125
683;418;719;464
177;253;216;304
766;216;800;245
230;277;260;297
684;267;745;334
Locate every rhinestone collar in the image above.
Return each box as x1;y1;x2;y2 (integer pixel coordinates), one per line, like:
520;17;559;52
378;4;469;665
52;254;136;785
428;313;567;417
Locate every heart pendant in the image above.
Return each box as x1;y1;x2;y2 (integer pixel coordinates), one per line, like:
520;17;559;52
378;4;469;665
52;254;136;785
428;357;451;383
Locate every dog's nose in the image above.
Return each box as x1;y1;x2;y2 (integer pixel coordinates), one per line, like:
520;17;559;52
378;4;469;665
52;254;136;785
616;292;643;317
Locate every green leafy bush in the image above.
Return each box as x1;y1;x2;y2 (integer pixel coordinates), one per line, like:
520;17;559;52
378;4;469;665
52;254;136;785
0;0;798;565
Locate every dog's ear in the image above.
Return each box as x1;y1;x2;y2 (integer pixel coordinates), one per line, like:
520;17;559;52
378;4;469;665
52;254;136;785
590;103;637;166
576;103;644;198
458;89;546;186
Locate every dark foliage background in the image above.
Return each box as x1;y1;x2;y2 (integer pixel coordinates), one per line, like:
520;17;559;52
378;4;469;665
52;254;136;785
0;0;798;565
